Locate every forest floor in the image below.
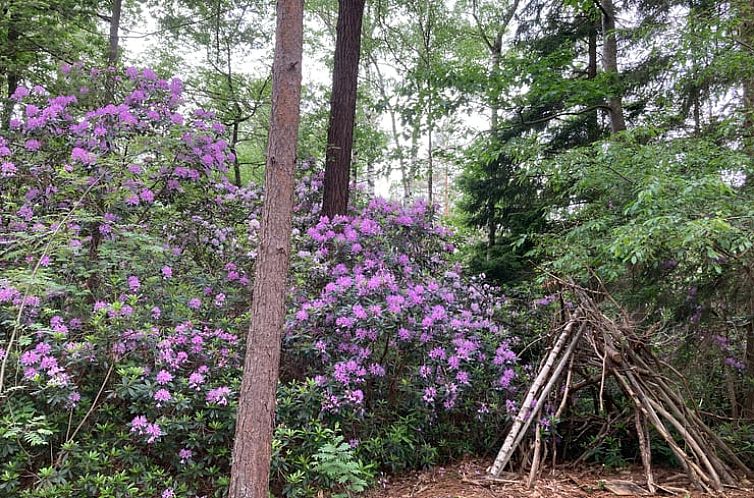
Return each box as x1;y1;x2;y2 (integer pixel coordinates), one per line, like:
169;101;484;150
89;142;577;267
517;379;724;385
364;459;754;497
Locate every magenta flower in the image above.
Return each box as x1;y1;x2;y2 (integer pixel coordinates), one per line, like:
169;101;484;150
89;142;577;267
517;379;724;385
144;423;162;443
155;370;173;385
422;387;437;404
206;386;231;405
127;276;140;292
68;391;81;407
130;415;148;432
188;372;205;389
154;389;172;404
214;293;225;307
11;86;29;101
0;161;14;177
179;448;193;463
71;147;94;164
20;350;40;366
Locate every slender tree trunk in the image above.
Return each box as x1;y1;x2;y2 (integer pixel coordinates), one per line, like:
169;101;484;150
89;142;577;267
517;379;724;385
108;0;123;66
228;0;303;495
487;0;518;130
587;21;600;141
486;199;496;261
2;8;19;131
322;0;367;217
232;120;242;186
408;119;420;201
224;43;243;188
87;0;124;297
745;329;754;417
366;155;375;193
742;0;754;156
490;33;503;132
427;111;433;205
741;1;754;413
601;0;626;133
422;0;434;206
745;295;754;418
443;161;449;216
370;59;410;200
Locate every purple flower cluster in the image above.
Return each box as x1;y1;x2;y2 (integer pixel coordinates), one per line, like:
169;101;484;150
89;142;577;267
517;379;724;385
289;198;519;413
0;67;524;491
131;415;163;444
712;334;745;371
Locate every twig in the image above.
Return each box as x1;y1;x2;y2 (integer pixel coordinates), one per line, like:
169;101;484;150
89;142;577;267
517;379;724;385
0;174;104;396
57;362;115;466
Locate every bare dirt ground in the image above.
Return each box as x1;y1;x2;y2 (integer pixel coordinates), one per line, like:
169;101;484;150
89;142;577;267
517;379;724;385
364;459;754;498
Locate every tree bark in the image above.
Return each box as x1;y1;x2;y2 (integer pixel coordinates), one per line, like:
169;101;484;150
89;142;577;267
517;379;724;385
228;0;303;495
232;120;242;186
490;33;503;132
742;0;754;407
427;110;433;205
587;19;600;141
490;317;582;476
322;0;367;218
2;7;19;131
745;297;754;417
486;199;496;261
108;0;122;66
742;0;754;156
600;0;626;133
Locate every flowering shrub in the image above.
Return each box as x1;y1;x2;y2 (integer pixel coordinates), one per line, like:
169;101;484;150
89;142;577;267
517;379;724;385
0;65;257;498
282;198;522;469
0;67;522;497
289;199;519;413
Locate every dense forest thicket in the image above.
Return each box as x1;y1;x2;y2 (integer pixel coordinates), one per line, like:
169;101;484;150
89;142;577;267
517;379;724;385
1;0;754;496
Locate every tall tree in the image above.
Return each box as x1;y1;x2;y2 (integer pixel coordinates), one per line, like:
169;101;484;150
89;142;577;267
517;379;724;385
599;0;626;133
152;0;274;185
228;0;304;495
0;0;103;129
322;0;367;217
108;0;123;66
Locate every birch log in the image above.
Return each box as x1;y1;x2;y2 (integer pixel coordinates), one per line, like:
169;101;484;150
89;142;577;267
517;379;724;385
489;317;582;476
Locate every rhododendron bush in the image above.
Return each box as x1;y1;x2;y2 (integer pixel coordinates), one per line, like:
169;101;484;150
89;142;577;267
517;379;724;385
288;201;519;416
0;68;522;497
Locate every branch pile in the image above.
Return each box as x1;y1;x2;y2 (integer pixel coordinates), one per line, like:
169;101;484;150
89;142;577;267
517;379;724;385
489;289;753;493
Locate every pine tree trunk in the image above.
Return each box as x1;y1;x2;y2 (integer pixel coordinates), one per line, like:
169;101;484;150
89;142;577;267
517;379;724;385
322;0;367;217
601;0;626;133
228;0;303;495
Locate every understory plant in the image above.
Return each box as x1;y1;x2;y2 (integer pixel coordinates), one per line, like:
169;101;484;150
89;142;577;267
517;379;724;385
0;66;523;497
